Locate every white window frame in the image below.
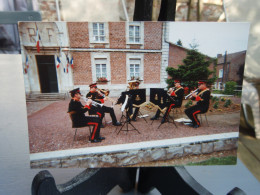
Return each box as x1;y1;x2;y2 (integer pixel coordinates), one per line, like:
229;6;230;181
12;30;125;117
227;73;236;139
218;82;222;90
219;69;223;78
126;22;144;45
126;54;144;82
91;53;111;83
88;22;109;44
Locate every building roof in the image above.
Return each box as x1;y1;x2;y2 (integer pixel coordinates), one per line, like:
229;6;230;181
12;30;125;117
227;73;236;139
168;42;214;60
217;50;246;64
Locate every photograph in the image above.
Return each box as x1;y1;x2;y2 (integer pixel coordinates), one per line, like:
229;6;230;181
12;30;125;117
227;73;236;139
18;21;250;168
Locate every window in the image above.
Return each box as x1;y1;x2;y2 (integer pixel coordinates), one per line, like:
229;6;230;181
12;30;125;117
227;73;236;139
130;61;140;79
95;59;107;80
129;25;140;43
93;23;105;42
218;82;222;90
219;69;223;78
126;22;144;45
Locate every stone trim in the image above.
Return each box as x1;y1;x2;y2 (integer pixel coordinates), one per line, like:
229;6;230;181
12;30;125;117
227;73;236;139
30;132;238;168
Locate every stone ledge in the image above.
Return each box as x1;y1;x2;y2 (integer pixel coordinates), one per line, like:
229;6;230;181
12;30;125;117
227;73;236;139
31;133;238;168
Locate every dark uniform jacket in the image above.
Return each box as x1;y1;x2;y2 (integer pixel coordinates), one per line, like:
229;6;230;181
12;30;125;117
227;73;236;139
86;92;104;104
194;89;211;112
68;99;90;128
170;87;184;107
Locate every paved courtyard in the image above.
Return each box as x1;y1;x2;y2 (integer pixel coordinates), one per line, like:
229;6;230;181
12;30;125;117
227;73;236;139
27;98;240;154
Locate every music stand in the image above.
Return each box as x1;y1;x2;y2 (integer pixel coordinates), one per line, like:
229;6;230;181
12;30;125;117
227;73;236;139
128;89;148;123
150;88;177;129
116;93;140;135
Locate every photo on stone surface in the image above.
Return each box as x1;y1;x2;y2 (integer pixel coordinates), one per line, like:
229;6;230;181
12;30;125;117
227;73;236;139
18;21;250;168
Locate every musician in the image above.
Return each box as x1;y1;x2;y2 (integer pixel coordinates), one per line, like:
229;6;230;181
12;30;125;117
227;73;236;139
86;83;121;126
151;79;184;124
184;80;211;128
115;80;140;121
68;88;104;143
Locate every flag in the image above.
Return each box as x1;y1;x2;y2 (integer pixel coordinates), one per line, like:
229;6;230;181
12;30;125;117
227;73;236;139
70;57;74;69
25;55;29;69
56;56;61;69
66;55;70;73
36;28;40;53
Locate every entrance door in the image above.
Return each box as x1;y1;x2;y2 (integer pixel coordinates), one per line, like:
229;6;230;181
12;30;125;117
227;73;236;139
36;55;58;93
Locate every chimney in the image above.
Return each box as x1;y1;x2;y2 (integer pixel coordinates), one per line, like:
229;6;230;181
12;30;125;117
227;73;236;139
217;54;222;58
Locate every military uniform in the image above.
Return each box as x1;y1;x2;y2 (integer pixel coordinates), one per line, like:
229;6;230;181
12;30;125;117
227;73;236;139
152;86;184;122
184;88;210;127
87;84;120;126
68;88;102;142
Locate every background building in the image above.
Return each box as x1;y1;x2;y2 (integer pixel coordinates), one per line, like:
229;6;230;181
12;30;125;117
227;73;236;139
19;21;170;96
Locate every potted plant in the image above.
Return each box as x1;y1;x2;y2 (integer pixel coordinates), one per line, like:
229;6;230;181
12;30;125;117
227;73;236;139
97;77;109;83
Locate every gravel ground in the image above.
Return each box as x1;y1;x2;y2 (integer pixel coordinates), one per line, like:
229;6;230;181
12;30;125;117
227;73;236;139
27;98;240;153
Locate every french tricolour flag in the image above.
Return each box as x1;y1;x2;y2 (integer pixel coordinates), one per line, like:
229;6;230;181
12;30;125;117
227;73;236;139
56;56;61;69
36;28;40;53
70;57;74;69
26;55;29;68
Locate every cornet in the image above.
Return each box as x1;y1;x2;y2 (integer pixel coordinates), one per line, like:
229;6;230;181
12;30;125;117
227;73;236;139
185;88;199;99
83;97;103;107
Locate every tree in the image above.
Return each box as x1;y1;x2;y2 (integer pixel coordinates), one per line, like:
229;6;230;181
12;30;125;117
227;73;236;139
176;39;183;46
166;49;217;89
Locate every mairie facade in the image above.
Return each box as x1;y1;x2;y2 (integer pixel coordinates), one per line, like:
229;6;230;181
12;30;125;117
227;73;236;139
19;21;170;96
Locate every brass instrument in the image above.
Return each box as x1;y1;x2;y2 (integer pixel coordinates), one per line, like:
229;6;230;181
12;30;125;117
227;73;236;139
83;97;103;107
167;87;176;95
185;88;199;99
97;88;110;97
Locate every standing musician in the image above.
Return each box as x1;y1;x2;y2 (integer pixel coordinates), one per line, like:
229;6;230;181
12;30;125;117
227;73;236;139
151;79;184;124
86;83;121;126
184;80;211;128
68;88;104;143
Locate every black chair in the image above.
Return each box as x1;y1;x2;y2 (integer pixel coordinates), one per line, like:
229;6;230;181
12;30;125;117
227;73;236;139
69;113;93;143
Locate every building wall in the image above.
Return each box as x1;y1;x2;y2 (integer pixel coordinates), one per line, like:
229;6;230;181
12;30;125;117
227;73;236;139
144;22;163;50
72;52;92;85
228;53;246;82
144;53;161;84
110;52;127;84
168;44;186;68
67;22;89;48
109;22;126;49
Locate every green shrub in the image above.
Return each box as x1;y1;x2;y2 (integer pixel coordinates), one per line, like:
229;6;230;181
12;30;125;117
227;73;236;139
224;99;232;107
213;101;219;109
224;81;237;95
211;96;219;103
220;97;226;102
184;100;193;108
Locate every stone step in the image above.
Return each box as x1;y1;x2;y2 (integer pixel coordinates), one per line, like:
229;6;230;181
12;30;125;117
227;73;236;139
26;93;67;102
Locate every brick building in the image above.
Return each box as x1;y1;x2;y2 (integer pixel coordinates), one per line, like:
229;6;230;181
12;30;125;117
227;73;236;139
168;43;215;77
19;21;170;96
215;50;246;89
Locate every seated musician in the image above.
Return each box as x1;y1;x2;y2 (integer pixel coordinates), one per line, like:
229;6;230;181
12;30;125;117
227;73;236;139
184;80;211;128
116;80;141;121
151;79;184;124
68;88;104;143
86;83;121;126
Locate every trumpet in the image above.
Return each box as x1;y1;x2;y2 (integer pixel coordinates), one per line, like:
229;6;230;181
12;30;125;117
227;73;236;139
97;88;110;96
167;87;176;95
83;97;103;107
185;88;199;99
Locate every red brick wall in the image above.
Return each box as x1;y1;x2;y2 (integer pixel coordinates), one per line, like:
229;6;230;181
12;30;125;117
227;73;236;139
144;53;161;83
72;52;92;85
110;52;126;84
67;22;89;48
168;44;187;68
109;22;126;49
144;22;162;50
228;53;246;82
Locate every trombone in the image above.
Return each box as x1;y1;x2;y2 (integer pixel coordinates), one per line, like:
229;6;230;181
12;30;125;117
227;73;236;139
185;88;199;99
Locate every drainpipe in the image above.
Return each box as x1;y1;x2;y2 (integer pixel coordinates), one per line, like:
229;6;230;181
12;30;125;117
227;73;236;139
55;0;61;21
